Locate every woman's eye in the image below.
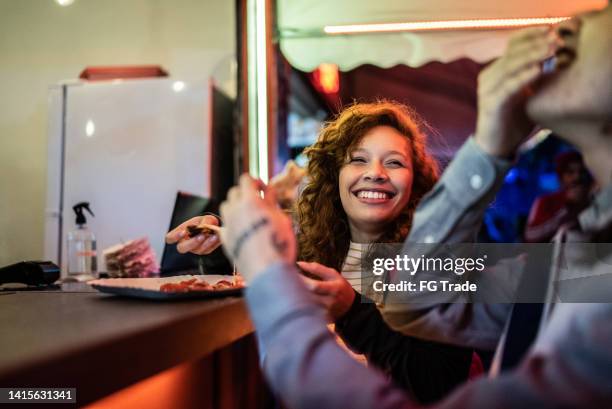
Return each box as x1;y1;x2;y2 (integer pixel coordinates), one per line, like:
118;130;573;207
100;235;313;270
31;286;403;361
386;160;404;168
350;157;366;164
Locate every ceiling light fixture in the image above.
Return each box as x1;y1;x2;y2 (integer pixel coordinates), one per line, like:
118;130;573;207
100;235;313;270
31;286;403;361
55;0;75;6
85;120;95;137
324;17;570;35
172;81;185;92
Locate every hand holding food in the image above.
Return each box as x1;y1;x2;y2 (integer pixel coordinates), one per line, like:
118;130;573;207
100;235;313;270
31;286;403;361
165;214;222;255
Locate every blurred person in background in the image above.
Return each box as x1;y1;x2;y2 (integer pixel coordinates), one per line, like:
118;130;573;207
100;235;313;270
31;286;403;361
270;160;306;210
524;150;593;242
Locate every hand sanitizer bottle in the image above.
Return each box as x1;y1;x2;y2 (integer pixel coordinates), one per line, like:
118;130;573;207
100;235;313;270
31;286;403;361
67;202;97;281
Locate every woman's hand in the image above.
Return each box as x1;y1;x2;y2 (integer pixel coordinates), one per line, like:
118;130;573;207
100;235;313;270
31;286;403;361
298;261;356;321
165;215;221;255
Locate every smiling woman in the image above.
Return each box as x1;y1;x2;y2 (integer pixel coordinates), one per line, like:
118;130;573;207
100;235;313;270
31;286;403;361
339;125;415;243
297;101;439;272
294;102;476;404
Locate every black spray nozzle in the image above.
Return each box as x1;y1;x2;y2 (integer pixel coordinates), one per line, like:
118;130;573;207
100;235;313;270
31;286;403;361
73;202;95;226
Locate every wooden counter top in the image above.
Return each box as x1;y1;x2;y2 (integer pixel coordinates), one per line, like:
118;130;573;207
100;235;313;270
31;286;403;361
0;288;254;406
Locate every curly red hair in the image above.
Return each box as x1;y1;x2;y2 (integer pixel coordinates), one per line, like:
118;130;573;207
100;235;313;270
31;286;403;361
296;101;439;271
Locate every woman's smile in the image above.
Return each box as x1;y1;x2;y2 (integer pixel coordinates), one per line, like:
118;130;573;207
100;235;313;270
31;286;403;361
352;188;396;204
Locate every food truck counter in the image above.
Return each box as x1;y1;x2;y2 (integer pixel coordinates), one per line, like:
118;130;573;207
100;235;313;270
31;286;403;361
0;287;269;407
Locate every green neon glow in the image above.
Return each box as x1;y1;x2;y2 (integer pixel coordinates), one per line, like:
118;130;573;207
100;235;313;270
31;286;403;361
246;0;269;183
247;0;258;177
256;0;269;183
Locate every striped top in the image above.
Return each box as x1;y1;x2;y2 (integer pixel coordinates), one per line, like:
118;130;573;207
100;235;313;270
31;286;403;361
341;241;372;294
335;241;371;365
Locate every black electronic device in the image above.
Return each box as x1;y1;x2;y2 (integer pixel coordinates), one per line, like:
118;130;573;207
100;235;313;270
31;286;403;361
0;261;60;286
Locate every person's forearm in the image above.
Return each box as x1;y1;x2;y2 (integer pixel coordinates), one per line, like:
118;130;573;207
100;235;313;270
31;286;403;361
246;263;414;409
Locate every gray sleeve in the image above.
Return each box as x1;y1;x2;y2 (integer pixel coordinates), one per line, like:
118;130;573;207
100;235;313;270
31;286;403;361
380;138;516;350
408;137;512;245
246;262;413;409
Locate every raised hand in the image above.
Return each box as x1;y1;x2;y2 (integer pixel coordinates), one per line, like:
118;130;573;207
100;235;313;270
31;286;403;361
474;27;564;158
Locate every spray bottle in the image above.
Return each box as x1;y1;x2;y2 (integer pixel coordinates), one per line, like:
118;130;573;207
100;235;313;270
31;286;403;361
67;202;97;280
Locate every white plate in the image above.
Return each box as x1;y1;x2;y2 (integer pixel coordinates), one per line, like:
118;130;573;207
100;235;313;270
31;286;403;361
89;275;242;300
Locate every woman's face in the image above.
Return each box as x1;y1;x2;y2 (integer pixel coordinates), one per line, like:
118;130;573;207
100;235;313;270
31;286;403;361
338;125;414;240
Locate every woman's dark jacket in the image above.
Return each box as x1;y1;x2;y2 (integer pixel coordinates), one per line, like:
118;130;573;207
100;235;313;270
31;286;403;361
335;291;473;403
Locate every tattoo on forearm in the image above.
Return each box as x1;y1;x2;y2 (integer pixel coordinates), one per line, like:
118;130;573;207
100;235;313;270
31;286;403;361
271;232;289;256
232;218;270;260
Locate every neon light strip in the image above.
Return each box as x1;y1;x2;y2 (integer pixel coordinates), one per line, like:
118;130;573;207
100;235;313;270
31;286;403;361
247;0;259;178
324;17;570;34
246;0;269;183
256;0;269;183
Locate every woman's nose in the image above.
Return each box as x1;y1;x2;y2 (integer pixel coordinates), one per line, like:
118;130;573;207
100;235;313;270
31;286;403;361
363;162;388;182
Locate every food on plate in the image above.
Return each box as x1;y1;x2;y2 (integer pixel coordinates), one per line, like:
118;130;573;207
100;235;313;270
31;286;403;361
213;279;233;290
159;277;243;292
103;237;159;278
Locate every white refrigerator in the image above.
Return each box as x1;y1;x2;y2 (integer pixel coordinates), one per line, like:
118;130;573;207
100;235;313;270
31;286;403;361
44;78;211;274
